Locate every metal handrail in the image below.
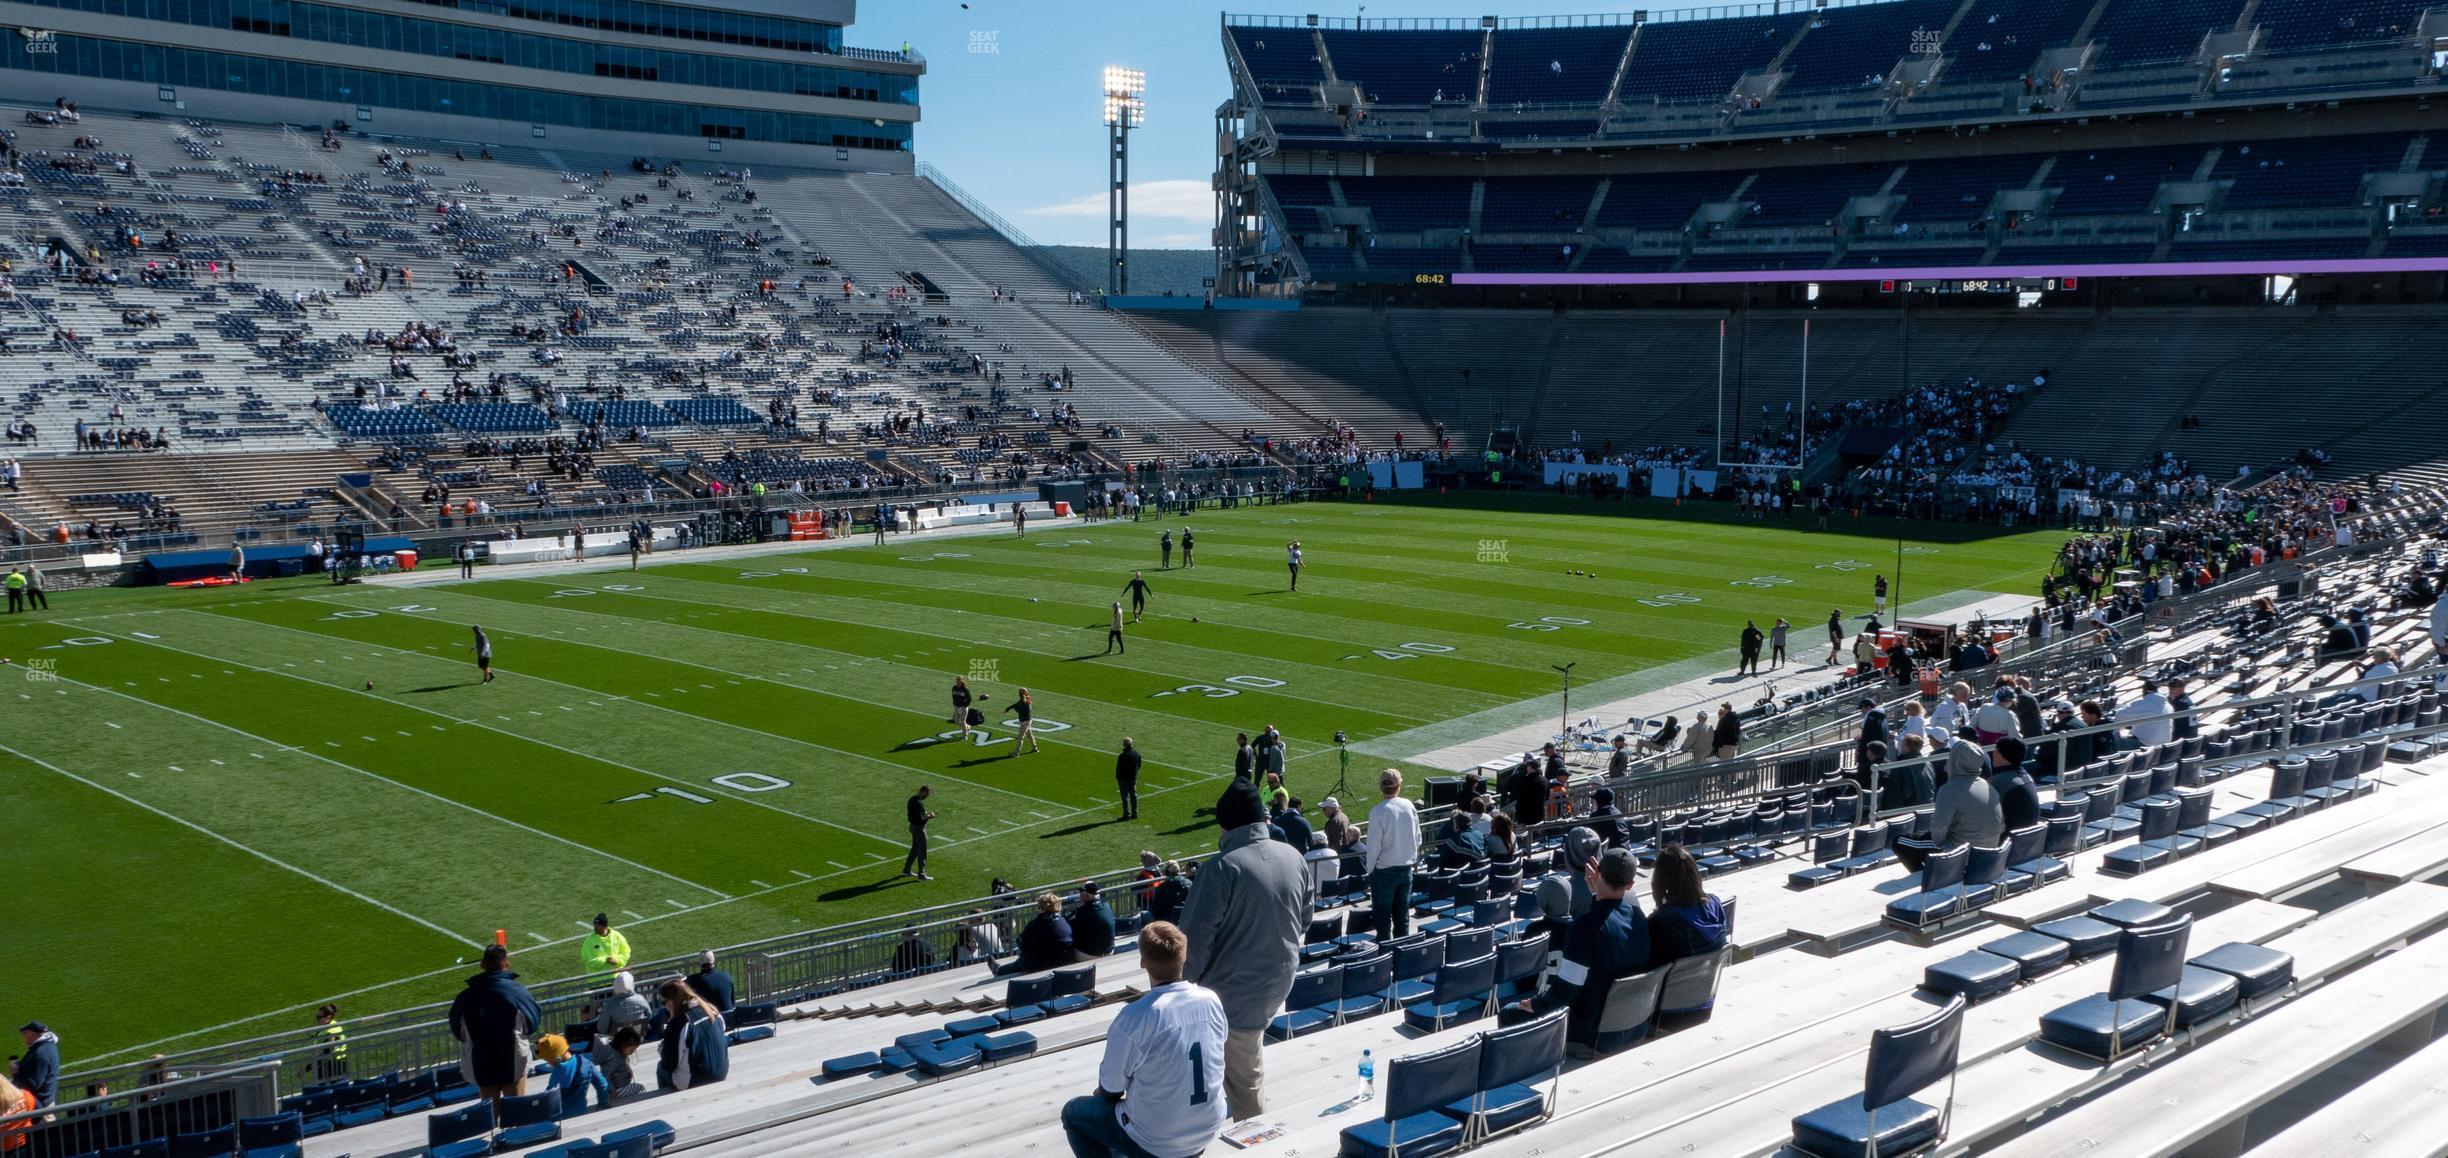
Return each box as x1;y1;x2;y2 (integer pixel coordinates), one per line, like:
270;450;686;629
0;1061;280;1155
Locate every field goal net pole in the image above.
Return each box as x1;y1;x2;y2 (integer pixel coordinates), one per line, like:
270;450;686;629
1715;321;1809;489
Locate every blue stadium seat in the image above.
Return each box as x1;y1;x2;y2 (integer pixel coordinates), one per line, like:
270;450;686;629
2037;917;2192;1063
426;1101;496;1158
237;1112;305;1157
967;1031;1038;1065
1450;1009;1567;1139
1790;996;1966;1158
1337;1036;1479;1158
493;1089;564;1149
820;1052;881;1081
566;1138;656;1158
1269;965;1342;1041
170;1125;235;1158
1404;952;1497;1033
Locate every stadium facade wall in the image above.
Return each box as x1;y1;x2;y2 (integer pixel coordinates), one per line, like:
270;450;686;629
0;0;918;168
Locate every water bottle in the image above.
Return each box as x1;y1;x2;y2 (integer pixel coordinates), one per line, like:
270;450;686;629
1356;1048;1375;1102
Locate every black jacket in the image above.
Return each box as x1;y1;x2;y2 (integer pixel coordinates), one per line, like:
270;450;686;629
1114;746;1142;785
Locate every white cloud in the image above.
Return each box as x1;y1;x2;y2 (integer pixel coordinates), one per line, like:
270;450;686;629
1024;178;1212;221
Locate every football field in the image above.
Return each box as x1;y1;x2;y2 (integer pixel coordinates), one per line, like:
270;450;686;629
0;494;2062;1064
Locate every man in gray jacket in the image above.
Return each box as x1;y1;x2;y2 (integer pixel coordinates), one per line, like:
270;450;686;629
1894;739;2004;871
1180;777;1314;1121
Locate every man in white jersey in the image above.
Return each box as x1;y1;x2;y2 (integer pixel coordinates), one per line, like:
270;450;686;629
1062;921;1228;1158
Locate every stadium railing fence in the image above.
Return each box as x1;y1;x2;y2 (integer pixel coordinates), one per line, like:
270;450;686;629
0;1061;280;1158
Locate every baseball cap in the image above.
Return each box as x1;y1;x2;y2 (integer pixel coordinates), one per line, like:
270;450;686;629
19;1021;46;1034
1596;847;1638;889
1320;796;1340;814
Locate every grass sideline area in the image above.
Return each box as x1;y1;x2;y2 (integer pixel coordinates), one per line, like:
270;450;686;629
0;496;2061;1067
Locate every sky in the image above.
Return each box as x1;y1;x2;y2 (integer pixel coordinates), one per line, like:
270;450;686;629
847;1;1733;249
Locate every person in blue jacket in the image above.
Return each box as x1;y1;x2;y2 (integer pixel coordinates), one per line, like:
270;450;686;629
1647;844;1729;973
653;980;729;1091
448;946;544;1102
535;1034;608;1117
12;1022;59;1108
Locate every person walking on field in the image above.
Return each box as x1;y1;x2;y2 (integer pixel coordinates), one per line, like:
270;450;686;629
951;676;976;740
1124;571;1152;622
1115;737;1142;820
903;786;934;879
1159;530;1173;570
470;625;495;683
1105;601;1128;655
1180;529;1195;569
1006;688;1040;755
457;541;475;579
873;504;888;546
1770;617;1790;669
1014;506;1027;538
1826;608;1846;664
1286;540;1303;591
1874;573;1889;614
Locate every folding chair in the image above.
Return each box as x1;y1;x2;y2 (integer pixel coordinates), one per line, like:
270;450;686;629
425;1102;496;1158
1402;953;1496;1033
2037;916;2192;1064
1790;995;1966;1158
1267;965;1342;1041
1335;1036;1481;1158
1454;1009;1566;1142
493;1089;564;1149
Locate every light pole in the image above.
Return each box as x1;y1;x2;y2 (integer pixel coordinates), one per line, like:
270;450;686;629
1102;66;1145;298
1553;662;1577;741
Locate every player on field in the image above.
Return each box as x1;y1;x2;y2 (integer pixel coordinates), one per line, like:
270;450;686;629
1105;602;1127;655
1124;571;1152;622
471;625;495;683
1874;573;1889;613
1005;688;1040;755
952;675;975;739
1286;541;1303;591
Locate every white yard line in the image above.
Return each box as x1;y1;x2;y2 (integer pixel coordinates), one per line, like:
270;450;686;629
0;740;475;944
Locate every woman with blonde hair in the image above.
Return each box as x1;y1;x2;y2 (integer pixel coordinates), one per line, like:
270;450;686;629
653;979;729;1091
0;1074;32;1153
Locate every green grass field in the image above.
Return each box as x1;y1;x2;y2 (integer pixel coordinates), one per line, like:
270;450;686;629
0;494;2063;1067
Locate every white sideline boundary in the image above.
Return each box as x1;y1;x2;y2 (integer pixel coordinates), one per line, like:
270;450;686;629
0;740;475;944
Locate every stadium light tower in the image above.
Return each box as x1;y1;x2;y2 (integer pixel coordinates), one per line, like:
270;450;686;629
1103;66;1146;297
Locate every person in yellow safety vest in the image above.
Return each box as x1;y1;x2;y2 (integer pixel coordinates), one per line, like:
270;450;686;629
583;913;632;977
312;1004;348;1081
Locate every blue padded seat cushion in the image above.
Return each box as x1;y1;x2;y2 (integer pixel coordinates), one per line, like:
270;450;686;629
820;1052;880;1080
2191;943;2295;1002
2032;916;2122;960
2037;994;2165;1059
1789;1093;1944;1158
2089;899;2177;928
1922;951;2021;1002
2142;965;2241;1029
1337;1112;1467;1158
910;1040;981;1076
1980;931;2072;979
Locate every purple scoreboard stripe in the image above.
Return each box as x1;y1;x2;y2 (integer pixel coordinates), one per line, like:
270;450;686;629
1449;256;2448;286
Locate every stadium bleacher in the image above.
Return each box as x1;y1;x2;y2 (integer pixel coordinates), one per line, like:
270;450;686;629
2087;0;2250;67
1317;28;1486;105
1618;13;1809;103
1486;27;1632;106
160;500;2435;1158
1779;0;1965;92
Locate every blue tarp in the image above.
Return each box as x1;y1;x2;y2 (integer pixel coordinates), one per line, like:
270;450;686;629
146;536;416;584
